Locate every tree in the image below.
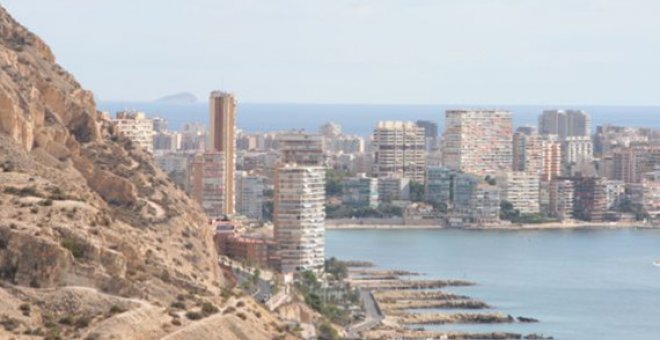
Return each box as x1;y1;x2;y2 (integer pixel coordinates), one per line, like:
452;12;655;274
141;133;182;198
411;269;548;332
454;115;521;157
409;181;425;202
325;169;346;197
499;200;520;220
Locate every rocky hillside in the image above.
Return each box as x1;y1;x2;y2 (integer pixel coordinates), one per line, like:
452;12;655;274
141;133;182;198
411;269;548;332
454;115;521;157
0;6;293;339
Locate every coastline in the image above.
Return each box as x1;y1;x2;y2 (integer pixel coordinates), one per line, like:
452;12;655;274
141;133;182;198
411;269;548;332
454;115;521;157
326;219;658;231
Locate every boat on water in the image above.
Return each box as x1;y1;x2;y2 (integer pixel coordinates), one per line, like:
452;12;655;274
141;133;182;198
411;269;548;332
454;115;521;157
654;260;660;267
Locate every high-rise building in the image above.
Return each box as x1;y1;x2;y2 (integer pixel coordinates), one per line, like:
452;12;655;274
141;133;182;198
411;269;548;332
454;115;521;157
512;128;543;175
276;131;325;166
540;136;562;182
236;172;265;220
442;110;513;176
372;121;426;182
208;91;236;215
416;120;439;151
274;165;325;273
189;152;226;219
538;110;591;140
497;171;540;214
319;122;342;139
113;111;154;153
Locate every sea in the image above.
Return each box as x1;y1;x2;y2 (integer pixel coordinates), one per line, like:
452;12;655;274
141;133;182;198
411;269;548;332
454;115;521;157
326;228;660;340
97;102;660;135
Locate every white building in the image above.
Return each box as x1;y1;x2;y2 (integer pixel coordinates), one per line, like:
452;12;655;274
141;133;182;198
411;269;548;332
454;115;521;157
378;176;411;202
372;121;426;182
563;136;594;164
113;111;154;153
498;171;540;214
274;165;326;273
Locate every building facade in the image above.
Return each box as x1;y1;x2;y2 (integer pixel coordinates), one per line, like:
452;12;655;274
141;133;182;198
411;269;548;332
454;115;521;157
425;166;456;208
189;152;227;219
276;131;325;166
342;174;379;208
538;110;591;140
372;121;426;182
274;165;326;273
113;111;154;153
442;110;513;175
498;171;540;214
209;91;236;215
378;176;411;202
236;172;265;220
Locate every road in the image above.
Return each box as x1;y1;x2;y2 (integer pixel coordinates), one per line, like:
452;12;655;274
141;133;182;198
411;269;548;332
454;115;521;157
346;289;384;339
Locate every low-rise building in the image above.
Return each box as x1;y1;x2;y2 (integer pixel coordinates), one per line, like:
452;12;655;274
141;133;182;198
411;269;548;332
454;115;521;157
497;171;540;214
213;221;277;268
425;167;456;208
378;176;411;202
342;174;379;208
452;173;500;225
549;179;575;220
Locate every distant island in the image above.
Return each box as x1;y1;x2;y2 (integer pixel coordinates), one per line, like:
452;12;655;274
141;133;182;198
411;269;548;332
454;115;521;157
155;92;198;104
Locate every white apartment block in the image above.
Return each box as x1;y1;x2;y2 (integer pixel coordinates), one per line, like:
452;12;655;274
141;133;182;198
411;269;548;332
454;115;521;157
372;121;426;182
442;110;513;176
113;111;154;153
498;171;540;214
274;165;326;273
563;136;593;164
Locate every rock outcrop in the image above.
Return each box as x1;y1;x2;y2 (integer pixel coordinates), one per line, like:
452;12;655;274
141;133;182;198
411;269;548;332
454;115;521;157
0;6;293;339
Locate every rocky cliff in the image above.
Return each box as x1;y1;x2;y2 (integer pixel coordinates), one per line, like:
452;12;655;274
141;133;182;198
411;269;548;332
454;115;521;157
0;6;293;339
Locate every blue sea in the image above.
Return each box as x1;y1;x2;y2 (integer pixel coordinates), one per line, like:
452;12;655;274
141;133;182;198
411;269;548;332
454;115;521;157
97;101;660;135
326;228;660;340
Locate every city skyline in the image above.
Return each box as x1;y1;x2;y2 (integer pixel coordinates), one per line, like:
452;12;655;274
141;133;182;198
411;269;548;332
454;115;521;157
4;0;660;105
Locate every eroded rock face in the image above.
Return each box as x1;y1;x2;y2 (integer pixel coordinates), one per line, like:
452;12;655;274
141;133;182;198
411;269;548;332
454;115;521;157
0;227;72;288
0;5;221;300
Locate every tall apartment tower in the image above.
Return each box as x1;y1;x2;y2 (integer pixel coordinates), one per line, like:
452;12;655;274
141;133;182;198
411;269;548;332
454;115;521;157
208;91;236;215
276;131;325;166
442;110;513;175
512;127;543;175
372;121;426;182
538;110;591;140
274;165;326;273
540;136;562;182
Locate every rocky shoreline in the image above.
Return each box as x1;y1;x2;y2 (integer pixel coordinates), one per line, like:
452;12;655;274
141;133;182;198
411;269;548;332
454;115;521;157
345;262;553;340
328;219;655;231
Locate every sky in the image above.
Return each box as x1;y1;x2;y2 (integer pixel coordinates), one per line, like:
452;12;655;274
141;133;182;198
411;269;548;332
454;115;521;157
3;0;660;105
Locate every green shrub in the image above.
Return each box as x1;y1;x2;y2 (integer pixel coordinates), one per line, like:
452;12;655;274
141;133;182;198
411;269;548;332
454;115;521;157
170;301;186;310
201;302;219;316
184;311;203;320
109;305;127;315
61;238;85;259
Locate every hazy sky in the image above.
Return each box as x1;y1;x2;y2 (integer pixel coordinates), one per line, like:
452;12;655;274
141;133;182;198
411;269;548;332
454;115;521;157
4;0;660;104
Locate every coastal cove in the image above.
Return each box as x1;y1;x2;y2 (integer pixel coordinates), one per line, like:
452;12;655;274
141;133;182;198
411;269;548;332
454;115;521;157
326;228;660;340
